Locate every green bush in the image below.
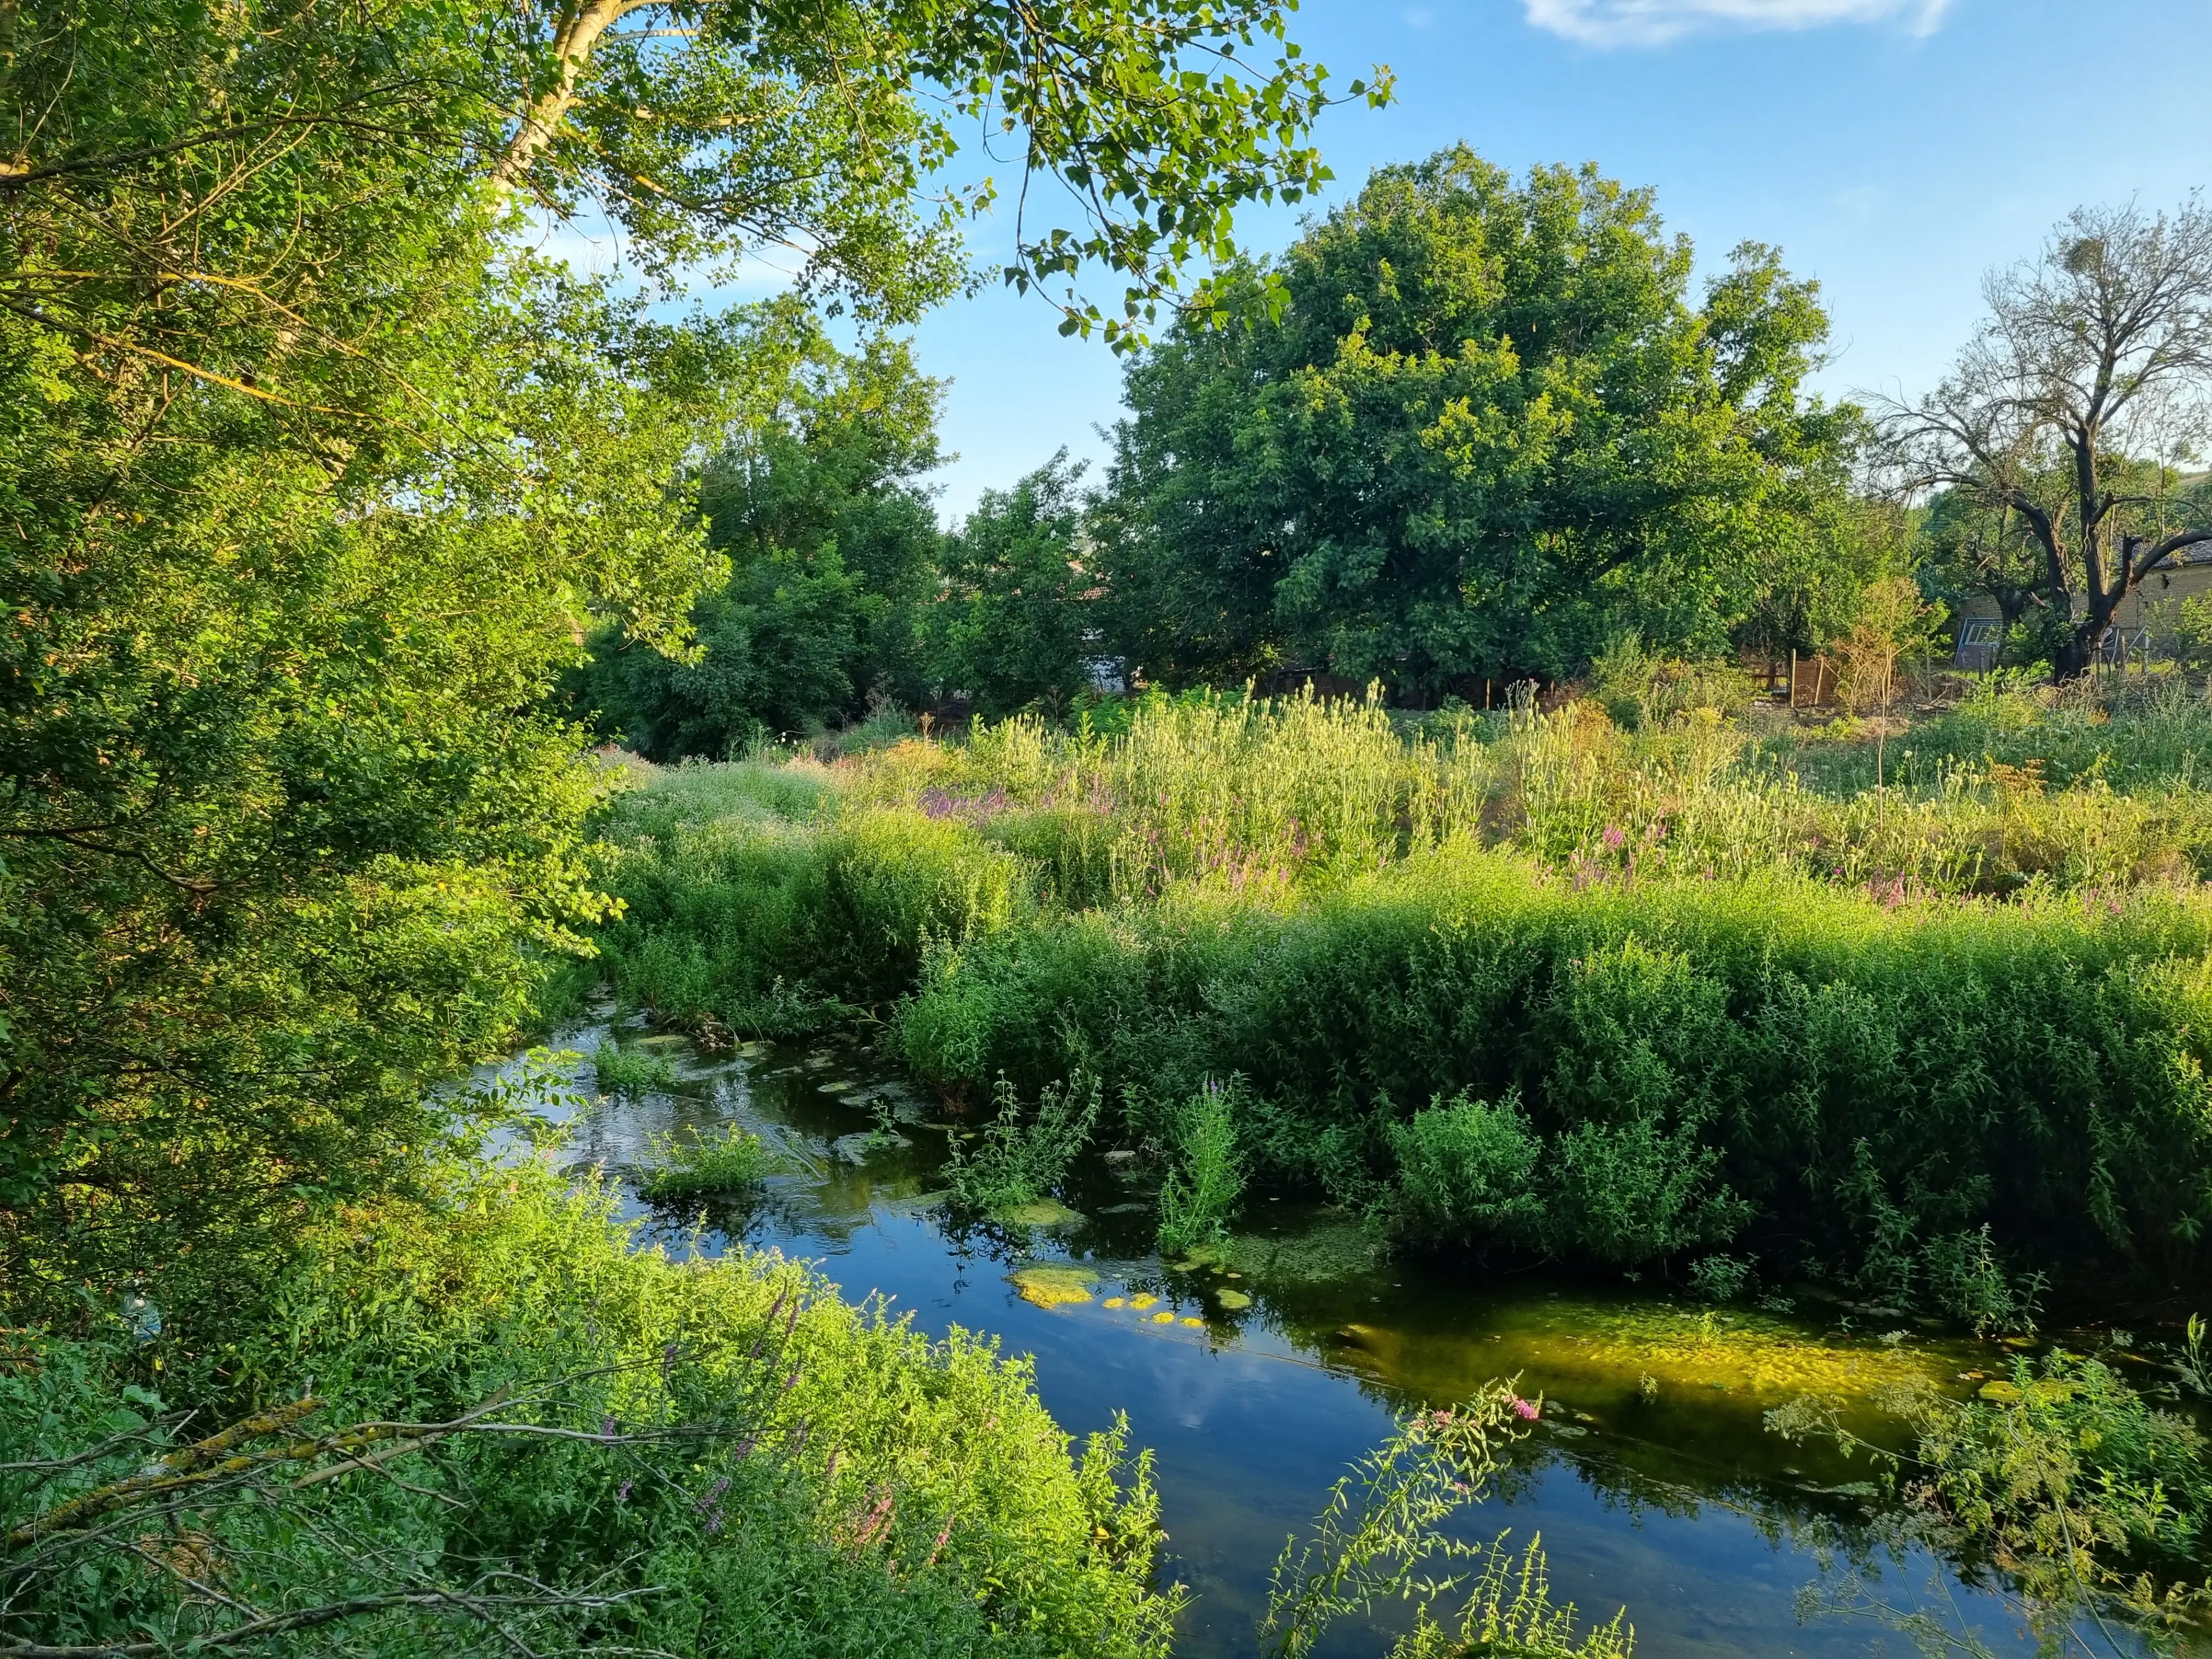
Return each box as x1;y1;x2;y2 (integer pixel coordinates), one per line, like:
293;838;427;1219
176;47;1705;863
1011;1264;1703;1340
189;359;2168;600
0;1159;1180;1659
1385;1090;1544;1249
903;849;2212;1286
1771;1349;2212;1652
590;801;1026;1035
636;1123;774;1200
592;1039;680;1096
944;1071;1104;1216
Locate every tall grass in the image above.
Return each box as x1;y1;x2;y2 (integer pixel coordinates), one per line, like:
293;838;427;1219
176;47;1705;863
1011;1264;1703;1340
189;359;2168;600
817;685;2212;904
586;685;2212;1297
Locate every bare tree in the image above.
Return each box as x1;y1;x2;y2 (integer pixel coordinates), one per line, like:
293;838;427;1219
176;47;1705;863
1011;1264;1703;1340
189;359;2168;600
1878;198;2212;680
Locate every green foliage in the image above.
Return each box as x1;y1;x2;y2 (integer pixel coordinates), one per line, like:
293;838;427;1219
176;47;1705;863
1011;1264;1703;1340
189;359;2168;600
590;787;1026;1035
944;1070;1104;1215
637;1124;775;1200
592;1040;680;1097
1771;1351;2212;1652
1386;1090;1545;1249
1685;1253;1754;1303
1387;1541;1635;1659
1;0;1373;1300
1156;1081;1248;1257
1260;1382;1601;1659
1098;147;1859;692
1;1156;1180;1658
931;453;1103;718
905;851;2212;1283
601;691;2212;1289
1585;638;1754;732
567;335;949;753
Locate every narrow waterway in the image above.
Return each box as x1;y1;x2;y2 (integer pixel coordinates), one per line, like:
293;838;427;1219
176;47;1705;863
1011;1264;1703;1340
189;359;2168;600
493;1012;2138;1659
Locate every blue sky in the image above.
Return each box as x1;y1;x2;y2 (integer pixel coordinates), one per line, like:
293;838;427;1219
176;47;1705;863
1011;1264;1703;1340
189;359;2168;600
902;0;2212;521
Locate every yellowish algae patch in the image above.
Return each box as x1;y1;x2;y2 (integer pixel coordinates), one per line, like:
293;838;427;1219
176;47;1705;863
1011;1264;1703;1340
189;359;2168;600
1526;1306;1952;1400
1126;1294;1158;1311
1103;1297;1126;1309
1151;1311;1176;1324
1215;1289;1252;1311
1180;1316;1205;1328
1008;1264;1099;1309
1329;1301;1963;1415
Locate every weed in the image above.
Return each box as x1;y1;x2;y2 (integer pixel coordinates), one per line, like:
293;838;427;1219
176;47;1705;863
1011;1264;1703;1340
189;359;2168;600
1262;1380;1628;1659
1158;1080;1247;1258
944;1070;1103;1216
636;1123;774;1200
1687;1254;1753;1302
592;1040;679;1096
1770;1350;2212;1653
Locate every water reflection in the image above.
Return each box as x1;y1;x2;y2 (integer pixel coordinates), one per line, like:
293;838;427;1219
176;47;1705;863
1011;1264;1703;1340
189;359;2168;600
484;1015;2104;1659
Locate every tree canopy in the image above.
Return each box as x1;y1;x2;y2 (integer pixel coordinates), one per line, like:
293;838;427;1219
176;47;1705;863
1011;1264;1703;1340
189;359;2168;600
566;324;948;755
1882;198;2212;679
0;0;1375;1296
1096;147;1861;696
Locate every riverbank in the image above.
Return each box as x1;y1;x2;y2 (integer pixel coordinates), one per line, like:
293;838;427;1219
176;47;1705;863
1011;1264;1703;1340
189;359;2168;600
582;690;2212;1316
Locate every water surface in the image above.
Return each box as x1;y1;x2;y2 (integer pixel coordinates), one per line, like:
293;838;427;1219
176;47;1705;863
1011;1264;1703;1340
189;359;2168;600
499;1016;2125;1659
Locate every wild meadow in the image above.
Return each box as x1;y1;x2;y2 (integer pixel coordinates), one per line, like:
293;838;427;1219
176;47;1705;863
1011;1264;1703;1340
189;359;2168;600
589;679;2212;1322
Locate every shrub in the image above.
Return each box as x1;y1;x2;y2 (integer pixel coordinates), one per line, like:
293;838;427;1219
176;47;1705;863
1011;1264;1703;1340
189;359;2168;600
0;1158;1182;1659
1771;1350;2212;1653
591;802;1026;1035
1386;1090;1544;1249
636;1124;774;1201
944;1070;1104;1216
1156;1081;1247;1258
904;850;2212;1286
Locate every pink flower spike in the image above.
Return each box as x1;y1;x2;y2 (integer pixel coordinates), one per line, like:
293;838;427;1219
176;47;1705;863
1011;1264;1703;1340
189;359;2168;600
1511;1396;1540;1421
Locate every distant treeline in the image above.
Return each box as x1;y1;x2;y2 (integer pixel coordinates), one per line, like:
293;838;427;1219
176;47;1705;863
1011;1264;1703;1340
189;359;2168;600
566;149;1904;751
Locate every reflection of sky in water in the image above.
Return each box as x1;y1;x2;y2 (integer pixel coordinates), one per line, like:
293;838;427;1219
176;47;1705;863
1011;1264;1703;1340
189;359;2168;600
476;1016;2087;1659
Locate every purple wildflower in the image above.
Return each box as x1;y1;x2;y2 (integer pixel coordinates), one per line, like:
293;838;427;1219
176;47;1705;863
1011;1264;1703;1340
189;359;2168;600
926;1512;956;1567
615;1479;633;1502
1510;1396;1540;1421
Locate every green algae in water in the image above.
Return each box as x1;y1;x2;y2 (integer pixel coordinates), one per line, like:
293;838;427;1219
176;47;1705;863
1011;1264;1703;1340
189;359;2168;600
997;1197;1084;1229
1215;1289;1252;1311
1008;1264;1099;1308
1225;1219;1382;1283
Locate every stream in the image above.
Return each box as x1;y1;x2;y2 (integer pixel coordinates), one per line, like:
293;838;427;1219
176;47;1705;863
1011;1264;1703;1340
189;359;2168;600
493;1010;2133;1659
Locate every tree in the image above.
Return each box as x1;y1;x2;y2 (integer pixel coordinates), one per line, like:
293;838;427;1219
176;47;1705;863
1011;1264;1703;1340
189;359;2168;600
931;453;1100;718
566;325;948;754
1096;147;1860;697
1880;198;2212;680
1916;478;2068;667
0;0;1375;1301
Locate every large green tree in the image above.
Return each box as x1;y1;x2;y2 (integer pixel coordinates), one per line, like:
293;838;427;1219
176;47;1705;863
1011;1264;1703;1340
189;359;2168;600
0;0;1377;1299
568;325;947;754
931;452;1101;718
1097;147;1859;696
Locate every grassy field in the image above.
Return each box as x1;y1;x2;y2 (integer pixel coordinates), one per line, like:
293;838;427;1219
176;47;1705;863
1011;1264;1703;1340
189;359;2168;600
581;681;2212;1317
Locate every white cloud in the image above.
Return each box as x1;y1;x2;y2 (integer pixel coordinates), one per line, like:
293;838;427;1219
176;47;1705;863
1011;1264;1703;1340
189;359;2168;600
1524;0;1949;47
